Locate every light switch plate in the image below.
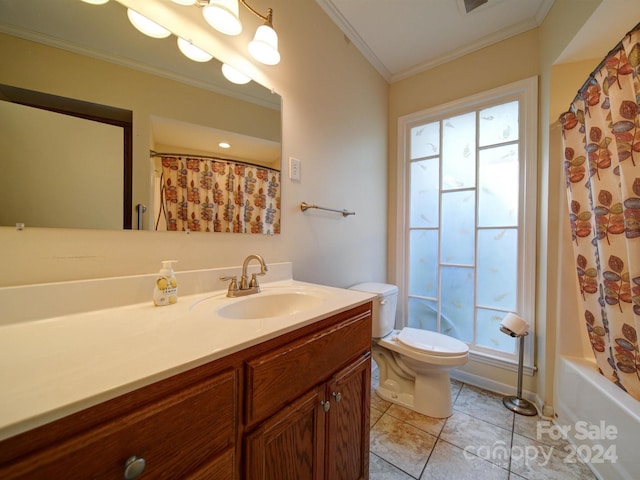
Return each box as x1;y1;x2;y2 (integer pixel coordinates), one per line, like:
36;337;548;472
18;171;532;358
289;157;301;182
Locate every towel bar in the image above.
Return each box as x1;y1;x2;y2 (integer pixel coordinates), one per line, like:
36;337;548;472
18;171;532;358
300;202;355;217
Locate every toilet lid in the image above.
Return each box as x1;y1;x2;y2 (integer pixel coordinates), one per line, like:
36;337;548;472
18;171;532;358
397;327;469;356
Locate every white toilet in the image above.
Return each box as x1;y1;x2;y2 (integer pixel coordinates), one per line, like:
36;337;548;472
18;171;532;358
350;283;469;418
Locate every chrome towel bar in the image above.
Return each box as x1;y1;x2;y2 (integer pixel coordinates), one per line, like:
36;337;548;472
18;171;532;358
300;202;355;217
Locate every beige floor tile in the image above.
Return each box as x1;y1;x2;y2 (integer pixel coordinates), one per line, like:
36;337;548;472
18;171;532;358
370;413;437;478
453;384;515;430
440;411;512;469
371;405;385;428
386;404;446;437
420;439;509;480
371;389;393;412
450;378;463;402
514;415;573;450
510;433;598;480
369;453;415;480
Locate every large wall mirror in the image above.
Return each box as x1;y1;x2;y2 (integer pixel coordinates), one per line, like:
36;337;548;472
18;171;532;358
0;0;282;233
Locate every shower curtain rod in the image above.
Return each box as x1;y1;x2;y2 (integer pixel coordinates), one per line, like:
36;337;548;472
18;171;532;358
574;21;640;99
150;150;280;172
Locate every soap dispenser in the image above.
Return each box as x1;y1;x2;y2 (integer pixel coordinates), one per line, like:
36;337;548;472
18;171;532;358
153;260;178;306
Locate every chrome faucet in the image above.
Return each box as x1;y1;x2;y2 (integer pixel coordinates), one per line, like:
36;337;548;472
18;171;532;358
221;254;268;297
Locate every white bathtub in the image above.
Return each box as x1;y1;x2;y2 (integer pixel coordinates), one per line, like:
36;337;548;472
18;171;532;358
554;356;640;480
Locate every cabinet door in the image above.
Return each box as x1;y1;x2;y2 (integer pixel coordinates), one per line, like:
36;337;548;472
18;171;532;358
244;386;325;480
325;354;371;480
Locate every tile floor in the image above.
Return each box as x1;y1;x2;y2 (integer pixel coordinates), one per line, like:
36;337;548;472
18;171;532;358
369;369;598;480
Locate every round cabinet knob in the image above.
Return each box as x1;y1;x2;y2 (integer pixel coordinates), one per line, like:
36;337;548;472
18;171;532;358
124;456;146;479
332;392;342;403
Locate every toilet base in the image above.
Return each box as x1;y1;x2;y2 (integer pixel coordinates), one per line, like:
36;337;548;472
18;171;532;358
373;345;457;418
376;370;454;418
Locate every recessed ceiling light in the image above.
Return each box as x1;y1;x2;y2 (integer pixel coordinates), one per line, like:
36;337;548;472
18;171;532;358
219;142;231;149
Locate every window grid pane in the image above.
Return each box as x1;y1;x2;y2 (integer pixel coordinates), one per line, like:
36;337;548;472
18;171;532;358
406;98;522;359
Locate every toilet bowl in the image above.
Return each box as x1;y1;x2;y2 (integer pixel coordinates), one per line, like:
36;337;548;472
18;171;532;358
350;283;469;418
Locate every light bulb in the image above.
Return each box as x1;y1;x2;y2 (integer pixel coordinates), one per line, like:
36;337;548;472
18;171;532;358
127;9;171;39
221;64;251;85
202;0;242;36
81;0;109;4
177;38;213;62
248;25;280;65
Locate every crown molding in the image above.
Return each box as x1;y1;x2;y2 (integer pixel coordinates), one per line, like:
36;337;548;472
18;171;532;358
314;0;392;82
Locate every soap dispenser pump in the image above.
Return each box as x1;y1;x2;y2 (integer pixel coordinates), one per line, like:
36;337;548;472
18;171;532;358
153;260;178;306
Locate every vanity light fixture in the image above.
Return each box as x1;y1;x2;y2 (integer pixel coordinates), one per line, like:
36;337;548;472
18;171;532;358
221;63;251;84
127;9;171;38
177;37;214;62
248;16;280;66
85;1;275;85
203;0;243;36
188;0;280;65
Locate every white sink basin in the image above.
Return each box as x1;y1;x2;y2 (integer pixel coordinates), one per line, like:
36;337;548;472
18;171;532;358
216;291;325;320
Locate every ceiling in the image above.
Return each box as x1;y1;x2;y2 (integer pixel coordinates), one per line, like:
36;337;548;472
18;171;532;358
315;0;556;82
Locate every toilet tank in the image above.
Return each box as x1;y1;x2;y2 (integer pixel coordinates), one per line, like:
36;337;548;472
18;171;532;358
349;283;398;338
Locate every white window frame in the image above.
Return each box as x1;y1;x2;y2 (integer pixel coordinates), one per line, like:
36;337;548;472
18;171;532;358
395;76;538;373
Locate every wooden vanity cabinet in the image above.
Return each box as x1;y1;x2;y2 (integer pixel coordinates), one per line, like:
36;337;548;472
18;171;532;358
0;301;372;480
243;303;372;480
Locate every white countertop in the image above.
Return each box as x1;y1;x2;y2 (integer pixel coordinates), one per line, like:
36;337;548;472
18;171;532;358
0;277;374;441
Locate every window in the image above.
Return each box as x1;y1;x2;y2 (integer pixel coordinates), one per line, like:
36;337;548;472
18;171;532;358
397;77;537;369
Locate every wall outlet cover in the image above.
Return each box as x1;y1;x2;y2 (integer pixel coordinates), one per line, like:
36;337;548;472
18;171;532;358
289;157;301;182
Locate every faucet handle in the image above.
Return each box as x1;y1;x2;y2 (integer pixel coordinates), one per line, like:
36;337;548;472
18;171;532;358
220;275;239;293
249;273;261;288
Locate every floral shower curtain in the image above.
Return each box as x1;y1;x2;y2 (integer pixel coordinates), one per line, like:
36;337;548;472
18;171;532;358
560;24;640;401
158;156;280;234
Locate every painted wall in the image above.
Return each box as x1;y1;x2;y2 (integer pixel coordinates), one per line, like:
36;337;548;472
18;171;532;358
0;0;388;289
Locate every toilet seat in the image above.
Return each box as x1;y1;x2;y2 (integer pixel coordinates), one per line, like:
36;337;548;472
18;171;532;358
397;327;469;356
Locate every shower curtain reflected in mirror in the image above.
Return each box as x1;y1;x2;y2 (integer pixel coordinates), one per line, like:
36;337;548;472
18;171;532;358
560;24;640;401
157;155;280;235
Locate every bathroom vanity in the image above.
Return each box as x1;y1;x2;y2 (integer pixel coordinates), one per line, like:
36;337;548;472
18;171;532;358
0;267;373;480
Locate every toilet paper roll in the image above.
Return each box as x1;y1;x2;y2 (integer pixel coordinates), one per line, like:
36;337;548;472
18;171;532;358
500;312;529;336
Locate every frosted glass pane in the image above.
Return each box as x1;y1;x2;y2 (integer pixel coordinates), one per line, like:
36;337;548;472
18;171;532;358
410;121;439;159
441;266;474;342
441;191;475;265
477;228;517;311
408;297;438;331
409;230;438;297
442;112;475;189
476;308;516;353
410;159;439;227
478;145;519;227
479;100;519;146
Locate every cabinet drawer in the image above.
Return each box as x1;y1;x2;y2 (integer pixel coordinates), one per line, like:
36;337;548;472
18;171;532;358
245;308;371;426
1;368;238;479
